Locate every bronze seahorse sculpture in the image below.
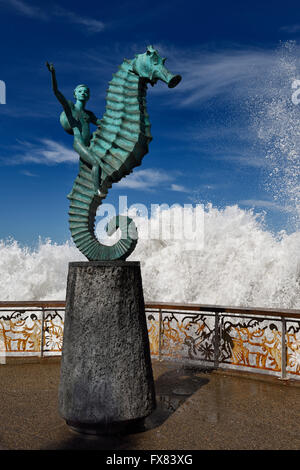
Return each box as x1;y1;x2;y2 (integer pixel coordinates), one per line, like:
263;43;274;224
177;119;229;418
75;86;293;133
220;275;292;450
47;46;181;260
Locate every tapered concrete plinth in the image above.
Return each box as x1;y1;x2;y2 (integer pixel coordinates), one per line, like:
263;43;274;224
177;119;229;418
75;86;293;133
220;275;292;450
58;261;156;435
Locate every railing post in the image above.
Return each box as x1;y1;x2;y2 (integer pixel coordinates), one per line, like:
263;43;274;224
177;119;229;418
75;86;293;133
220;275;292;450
40;309;45;358
281;316;287;380
158;309;162;361
214;312;220;368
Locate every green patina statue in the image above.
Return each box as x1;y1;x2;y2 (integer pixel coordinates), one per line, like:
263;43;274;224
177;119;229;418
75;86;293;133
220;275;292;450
47;46;181;260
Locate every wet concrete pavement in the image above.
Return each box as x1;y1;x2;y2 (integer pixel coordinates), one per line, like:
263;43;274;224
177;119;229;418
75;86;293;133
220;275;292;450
0;358;299;450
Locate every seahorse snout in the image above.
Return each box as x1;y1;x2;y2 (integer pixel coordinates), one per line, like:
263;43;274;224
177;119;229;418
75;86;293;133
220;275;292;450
168;74;182;88
154;66;182;88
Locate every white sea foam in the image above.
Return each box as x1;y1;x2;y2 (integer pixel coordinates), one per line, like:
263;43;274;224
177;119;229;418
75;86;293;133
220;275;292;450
130;204;300;308
0;238;84;301
0;204;299;309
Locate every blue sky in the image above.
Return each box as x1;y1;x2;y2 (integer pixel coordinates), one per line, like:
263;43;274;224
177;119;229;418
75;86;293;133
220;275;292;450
1;0;300;246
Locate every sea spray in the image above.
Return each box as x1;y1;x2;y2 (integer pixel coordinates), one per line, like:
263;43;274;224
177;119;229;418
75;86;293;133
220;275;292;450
0;238;84;301
131;204;300;308
0;205;299;308
249;41;300;229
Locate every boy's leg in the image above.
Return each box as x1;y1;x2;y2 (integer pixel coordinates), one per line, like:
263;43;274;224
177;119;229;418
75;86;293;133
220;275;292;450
92;164;100;192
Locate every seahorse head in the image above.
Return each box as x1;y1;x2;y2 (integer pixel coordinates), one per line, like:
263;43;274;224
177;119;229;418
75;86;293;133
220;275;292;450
131;45;181;88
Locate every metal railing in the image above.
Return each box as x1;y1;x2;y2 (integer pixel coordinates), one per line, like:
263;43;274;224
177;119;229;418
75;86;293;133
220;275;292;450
0;301;300;380
145;302;300;380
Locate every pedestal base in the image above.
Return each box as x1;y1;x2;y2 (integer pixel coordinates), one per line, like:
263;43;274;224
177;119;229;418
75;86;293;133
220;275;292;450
58;261;156;434
66;417;145;436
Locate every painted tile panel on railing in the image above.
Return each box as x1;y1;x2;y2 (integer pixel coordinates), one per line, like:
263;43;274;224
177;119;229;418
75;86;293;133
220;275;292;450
0;309;65;357
219;315;283;376
43;311;64;355
286;320;300;377
161;311;216;363
0;310;43;355
146;310;160;357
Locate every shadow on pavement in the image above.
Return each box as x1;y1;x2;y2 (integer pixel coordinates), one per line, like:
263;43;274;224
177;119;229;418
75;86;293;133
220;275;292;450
142;365;210;431
42;365;210;450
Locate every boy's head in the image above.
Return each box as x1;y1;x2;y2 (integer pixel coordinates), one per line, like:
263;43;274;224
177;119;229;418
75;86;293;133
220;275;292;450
74;84;90;102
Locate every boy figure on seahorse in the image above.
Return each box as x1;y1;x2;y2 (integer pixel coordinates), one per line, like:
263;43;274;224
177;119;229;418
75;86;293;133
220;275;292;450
46;46;181;261
46;62;102;196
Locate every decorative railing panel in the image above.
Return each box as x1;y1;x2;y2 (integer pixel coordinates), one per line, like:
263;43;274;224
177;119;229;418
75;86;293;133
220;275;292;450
219;315;283;376
286;319;300;376
0;309;43;355
0;307;65;357
161;311;216;363
145;310;160;357
43;311;64;355
0;301;300;381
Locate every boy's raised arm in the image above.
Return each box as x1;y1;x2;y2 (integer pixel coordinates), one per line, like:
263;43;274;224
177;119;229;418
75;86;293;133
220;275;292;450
46;62;75;126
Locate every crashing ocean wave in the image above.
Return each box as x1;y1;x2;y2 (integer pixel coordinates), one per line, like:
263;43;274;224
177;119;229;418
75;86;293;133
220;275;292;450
1;204;299;309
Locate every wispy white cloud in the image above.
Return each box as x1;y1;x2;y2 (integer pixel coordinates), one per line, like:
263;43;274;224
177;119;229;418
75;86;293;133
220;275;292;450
70;42;282;108
4;143;190;192
151;44;282;108
53;6;105;34
3;0;105;34
20;169;38;177
280;24;300;34
116;169;173;190
177;124;251;143
115;168;189;192
170;183;189;192
4;0;47;19
3;139;77;165
5;140;192;192
214;152;267;168
239;199;294;213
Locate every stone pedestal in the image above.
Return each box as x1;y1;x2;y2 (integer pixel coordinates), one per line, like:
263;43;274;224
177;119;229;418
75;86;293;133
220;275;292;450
58;261;156;435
